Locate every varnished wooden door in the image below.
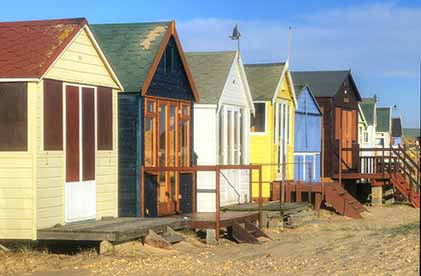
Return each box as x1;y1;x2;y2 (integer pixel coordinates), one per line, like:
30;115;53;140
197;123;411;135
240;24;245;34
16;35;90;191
336;108;354;170
157;100;179;216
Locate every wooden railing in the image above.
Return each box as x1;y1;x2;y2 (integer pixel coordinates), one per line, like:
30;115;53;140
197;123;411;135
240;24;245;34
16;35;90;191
141;164;263;241
348;144;420;194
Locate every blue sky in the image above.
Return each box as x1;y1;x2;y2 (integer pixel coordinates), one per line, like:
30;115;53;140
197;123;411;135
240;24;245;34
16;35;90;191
2;0;420;127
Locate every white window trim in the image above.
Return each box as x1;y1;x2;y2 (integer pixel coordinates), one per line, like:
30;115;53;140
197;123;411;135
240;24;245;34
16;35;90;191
250;101;267;136
220;105;243;165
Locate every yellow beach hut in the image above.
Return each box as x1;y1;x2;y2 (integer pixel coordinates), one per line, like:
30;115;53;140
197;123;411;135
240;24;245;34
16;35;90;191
244;62;297;201
0;18;123;240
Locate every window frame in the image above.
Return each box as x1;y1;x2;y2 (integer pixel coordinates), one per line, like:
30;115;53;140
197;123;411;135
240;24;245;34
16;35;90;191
250;101;267;135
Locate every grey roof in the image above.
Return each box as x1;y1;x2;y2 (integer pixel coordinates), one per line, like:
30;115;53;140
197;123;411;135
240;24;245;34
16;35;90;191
244;63;285;101
391;118;402;137
376;107;391;133
91;22;170;92
185;51;236;104
360;97;376;125
291;70;357;98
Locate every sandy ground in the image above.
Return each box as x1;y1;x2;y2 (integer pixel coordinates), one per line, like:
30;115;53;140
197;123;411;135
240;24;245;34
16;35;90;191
1;204;419;276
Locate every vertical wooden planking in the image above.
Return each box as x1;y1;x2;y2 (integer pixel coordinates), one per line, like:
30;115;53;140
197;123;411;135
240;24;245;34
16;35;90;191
82;87;95;181
66;85;80;182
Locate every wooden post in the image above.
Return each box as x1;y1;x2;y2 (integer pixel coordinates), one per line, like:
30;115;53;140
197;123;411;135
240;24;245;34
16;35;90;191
215;167;220;240
339;108;342;186
258;166;263;228
308;163;312;204
249;167;253;203
382;142;385;179
281;164;285;208
321;109;325;179
141;166;145;217
192;171;196;213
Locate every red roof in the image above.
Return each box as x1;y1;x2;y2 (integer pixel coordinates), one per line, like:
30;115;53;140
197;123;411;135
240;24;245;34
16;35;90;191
0;18;87;78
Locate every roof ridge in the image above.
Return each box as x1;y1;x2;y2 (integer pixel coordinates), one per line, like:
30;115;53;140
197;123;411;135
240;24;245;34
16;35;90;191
0;18;87;27
91;21;171;27
245;62;285;67
185;50;236;55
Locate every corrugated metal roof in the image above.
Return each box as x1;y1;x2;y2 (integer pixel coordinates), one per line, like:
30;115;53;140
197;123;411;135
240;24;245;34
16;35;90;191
244;63;285;101
185;51;236;104
91;22;170;92
0;18;86;78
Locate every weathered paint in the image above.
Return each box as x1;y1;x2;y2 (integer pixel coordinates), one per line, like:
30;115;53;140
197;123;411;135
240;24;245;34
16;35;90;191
0;27;121;240
250;73;296;199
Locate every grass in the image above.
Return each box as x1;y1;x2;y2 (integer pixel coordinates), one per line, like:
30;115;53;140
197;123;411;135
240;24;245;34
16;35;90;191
382;222;420;237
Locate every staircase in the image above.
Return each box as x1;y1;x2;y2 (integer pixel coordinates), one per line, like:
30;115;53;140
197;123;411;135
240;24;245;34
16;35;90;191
230;220;271;243
323;183;366;219
390;173;420;208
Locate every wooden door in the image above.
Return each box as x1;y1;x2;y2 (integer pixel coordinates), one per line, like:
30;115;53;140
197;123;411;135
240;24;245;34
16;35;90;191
65;85;96;223
340;109;353;169
157;100;179;216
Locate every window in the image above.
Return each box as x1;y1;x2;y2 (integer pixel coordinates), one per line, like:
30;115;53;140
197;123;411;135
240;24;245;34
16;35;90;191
219;107;243;165
376;138;384;147
363;131;369;143
0;82;27;151
97;87;113;150
144;99;156;166
44;79;63;150
250;102;266;133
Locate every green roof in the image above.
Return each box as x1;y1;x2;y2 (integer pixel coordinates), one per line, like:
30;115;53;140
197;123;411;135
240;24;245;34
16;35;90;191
244;63;285;101
360;97;376;125
291;70;351;98
376;107;391;133
91;22;170;92
185;51;236;104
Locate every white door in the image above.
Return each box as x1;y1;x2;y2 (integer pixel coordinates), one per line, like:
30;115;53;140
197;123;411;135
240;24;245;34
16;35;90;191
64;84;96;223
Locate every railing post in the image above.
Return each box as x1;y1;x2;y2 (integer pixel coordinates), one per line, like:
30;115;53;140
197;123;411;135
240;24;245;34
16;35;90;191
258;165;263;228
141;165;145;217
192;170;196;213
249;167;253;203
215;166;220;241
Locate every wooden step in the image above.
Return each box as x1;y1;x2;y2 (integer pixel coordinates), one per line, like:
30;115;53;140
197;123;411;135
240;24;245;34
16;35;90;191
160;227;185;244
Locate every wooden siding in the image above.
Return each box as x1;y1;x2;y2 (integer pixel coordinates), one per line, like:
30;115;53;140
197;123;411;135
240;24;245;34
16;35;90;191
250;102;277;198
95;88;118;219
0;82;36;239
45;29;119;89
219;61;248;108
194;105;217;212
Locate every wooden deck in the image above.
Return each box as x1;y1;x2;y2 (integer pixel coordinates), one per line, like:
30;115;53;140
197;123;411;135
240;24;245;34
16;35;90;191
37;211;259;242
333;173;391;180
186;211;259;229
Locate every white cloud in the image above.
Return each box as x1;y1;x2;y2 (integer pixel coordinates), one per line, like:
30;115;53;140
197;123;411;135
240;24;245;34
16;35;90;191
177;3;421;79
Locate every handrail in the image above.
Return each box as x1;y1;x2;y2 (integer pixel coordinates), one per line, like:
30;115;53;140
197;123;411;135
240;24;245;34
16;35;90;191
141;164;263;241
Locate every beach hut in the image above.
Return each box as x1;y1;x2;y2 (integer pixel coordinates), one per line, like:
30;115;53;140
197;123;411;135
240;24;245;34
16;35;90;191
292;71;362;178
186;51;255;211
0;18;123;240
359;97;377;150
391;117;402;146
375;107;392;148
293;85;322;182
245;62;297;201
92;21;199;217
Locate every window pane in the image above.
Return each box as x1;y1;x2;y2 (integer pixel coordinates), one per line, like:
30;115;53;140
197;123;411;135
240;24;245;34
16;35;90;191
181;119;189;166
219;109;224;164
144;117;154;166
159;104;166;166
250;103;265;132
44;79;63;150
97;87;113;150
0;83;27;151
234;111;239;164
227;110;232;164
169;105;177;167
146;100;154;113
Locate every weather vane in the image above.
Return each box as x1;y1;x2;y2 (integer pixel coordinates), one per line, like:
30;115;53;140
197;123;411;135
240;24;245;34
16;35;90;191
230;24;241;56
